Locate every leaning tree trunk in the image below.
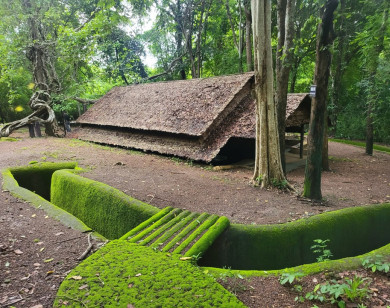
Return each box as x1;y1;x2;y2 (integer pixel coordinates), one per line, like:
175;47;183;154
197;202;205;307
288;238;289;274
276;0;296;174
251;0;290;189
303;0;338;201
0;0;61;138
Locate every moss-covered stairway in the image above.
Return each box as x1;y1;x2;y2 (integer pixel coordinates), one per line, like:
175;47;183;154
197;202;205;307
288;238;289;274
56;208;239;307
120;206;230;258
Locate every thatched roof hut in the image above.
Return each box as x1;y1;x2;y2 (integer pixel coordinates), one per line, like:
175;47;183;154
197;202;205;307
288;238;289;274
72;73;311;163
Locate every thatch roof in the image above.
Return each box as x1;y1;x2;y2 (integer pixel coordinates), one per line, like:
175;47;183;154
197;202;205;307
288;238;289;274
72;73;311;162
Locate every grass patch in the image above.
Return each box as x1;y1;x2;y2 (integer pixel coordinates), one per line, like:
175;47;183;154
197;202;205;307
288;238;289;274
0;137;19;142
330;139;390;154
329;156;354;162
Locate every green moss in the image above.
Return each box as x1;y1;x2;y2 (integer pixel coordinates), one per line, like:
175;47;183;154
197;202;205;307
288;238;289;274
0;137;19;142
128;208;182;243
330;138;390;154
200;203;390;271
50;170;159;239
139;210;191;246
54;241;245;307
150;212;198;249
173;215;219;254
185;216;230;258
119;207;173;240
162;212;210;252
7;162;78;201
1;163;105;240
204;242;390;279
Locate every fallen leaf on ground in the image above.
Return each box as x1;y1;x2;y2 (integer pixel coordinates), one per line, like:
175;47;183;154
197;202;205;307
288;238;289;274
55;232;64;236
14;249;23;255
30;305;43;308
180;257;192;261
135;273;142;277
20;274;30;281
78;284;88;290
44;258;54;263
70;275;82;280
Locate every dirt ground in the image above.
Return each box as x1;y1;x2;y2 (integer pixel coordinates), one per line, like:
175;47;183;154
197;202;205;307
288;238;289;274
1;130;390;307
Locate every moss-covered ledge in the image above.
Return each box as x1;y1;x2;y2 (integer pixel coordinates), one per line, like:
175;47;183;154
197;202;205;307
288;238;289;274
54;241;246;307
1;162;104;240
203;242;390;279
50;170;160;239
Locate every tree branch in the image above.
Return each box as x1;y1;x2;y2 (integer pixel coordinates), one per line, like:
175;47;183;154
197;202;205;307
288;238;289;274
74;7;102;32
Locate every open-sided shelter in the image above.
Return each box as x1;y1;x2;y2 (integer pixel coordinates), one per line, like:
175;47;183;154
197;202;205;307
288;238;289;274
72;73;311;163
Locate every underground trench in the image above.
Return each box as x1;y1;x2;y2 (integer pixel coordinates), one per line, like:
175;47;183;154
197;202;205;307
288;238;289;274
6;162;390;271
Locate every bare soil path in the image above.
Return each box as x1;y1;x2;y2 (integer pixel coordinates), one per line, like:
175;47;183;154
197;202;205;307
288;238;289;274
1;131;389;307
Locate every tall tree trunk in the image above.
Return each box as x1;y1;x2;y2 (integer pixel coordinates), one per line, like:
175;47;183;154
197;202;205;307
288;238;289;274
330;0;345;132
365;4;388;155
365;103;374;155
322;111;330;171
244;0;253;71
276;0;296;174
251;0;291;189
175;0;187;80
303;0;338;201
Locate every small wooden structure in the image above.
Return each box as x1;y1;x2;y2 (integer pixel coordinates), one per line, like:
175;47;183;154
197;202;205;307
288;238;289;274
72;73;311;163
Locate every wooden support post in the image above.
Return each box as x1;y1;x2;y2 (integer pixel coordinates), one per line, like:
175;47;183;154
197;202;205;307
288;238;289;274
34;122;42;137
28;124;35;138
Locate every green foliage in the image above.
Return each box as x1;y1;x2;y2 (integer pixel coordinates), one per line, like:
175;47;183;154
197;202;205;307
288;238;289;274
271;178;289;190
304;275;371;307
54;241;246;307
279;272;304;285
0;0;150;123
218;267;247;295
311;239;333;262
362;254;390;273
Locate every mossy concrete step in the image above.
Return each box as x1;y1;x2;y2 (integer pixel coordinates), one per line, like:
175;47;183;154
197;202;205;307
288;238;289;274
120;207;230;257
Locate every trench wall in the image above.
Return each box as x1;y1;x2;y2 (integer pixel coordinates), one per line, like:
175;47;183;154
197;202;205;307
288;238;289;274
200;203;390;270
50;170;159;239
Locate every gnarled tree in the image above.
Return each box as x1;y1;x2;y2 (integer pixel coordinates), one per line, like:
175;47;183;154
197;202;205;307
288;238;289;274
0;0;61;137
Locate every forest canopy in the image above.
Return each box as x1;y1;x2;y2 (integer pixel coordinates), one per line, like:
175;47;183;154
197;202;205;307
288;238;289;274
0;0;389;143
